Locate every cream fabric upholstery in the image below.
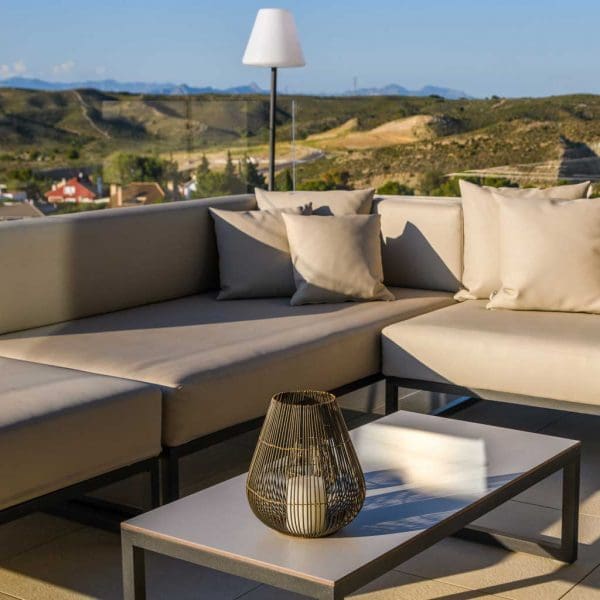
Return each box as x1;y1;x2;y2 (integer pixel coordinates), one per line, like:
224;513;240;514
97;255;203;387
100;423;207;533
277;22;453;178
255;188;374;215
457;180;591;300
382;300;600;405
283;213;394;305
488;194;600;314
0;194;256;334
374;196;463;292
0;358;162;510
210;207;307;299
0;290;454;446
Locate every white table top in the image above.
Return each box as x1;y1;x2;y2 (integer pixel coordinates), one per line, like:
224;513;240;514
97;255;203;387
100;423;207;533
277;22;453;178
123;411;578;587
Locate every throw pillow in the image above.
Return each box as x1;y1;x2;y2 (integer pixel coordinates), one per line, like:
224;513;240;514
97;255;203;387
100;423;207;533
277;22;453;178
210;206;309;300
487;192;600;314
282;213;394;305
456;179;591;301
255;188;375;216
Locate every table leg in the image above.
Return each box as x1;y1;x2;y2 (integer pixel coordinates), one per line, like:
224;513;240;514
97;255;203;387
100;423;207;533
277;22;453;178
122;535;146;600
456;450;581;563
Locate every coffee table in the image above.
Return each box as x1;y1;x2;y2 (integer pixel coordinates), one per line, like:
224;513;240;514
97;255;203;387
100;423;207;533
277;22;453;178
121;411;580;600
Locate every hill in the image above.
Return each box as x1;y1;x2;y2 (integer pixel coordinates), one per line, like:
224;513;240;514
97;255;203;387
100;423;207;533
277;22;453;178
0;88;599;192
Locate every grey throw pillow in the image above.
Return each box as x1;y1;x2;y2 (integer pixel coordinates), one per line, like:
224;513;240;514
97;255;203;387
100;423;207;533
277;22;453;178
210;206;310;299
282;213;394;305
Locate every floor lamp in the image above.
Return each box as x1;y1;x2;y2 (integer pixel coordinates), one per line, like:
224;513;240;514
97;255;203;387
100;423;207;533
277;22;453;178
243;9;305;191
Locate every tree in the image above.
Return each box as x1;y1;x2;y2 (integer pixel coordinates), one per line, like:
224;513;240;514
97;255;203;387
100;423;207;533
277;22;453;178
281;169;293;191
298;170;352;191
376;181;414;195
419;170;445;195
193;155;245;198
103;152;176;185
198;154;210;176
239;156;266;192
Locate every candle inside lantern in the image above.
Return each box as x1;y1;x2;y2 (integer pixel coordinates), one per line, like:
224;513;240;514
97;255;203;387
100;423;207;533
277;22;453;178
286;475;326;536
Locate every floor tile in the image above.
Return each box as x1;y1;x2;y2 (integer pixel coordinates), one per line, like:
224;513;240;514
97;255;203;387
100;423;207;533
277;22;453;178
0;526;259;600
397;502;600;600
180;439;254;491
240;571;504;599
0;513;82;562
516;415;600;517
88;471;153;512
451;401;565;433
0;527;122;599
338;381;386;415
561;564;600;599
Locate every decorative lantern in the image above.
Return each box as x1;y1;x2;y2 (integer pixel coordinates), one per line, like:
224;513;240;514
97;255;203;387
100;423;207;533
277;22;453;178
246;391;365;538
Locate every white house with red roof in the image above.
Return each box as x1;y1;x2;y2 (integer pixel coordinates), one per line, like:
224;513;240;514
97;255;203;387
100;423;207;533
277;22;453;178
45;176;97;203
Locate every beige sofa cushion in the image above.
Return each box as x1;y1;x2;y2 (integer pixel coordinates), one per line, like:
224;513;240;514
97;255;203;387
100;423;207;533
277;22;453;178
457;180;591;300
0;358;161;510
0;289;454;446
488;194;600;314
382;299;600;405
374;196;463;292
283;213;394;305
210;207;307;299
255;188;374;215
0;194;256;334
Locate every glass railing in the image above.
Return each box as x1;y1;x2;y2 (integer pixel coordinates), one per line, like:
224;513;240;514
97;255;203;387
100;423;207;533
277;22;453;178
1;91;599;220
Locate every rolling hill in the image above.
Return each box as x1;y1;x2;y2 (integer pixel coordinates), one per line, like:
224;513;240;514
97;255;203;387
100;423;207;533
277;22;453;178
1;87;599;191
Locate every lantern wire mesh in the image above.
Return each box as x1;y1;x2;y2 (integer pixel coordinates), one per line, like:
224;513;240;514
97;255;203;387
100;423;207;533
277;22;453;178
246;390;366;538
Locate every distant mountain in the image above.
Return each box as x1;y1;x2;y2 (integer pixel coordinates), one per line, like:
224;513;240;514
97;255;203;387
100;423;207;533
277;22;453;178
0;77;268;95
343;83;473;100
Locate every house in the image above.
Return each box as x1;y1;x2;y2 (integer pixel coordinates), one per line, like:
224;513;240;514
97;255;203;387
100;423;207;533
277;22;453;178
45;176;97;203
0;185;28;202
110;182;166;207
0;201;44;221
181;179;197;199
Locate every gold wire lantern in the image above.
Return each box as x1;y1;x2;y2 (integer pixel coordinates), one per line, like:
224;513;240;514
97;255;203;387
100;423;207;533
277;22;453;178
246;390;365;538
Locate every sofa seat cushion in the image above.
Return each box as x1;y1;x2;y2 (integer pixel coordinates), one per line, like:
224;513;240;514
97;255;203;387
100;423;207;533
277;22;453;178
0;358;162;510
382;300;600;405
0;290;454;446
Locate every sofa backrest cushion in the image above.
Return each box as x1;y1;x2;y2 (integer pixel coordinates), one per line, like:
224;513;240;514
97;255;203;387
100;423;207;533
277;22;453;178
374;195;463;292
0;194;256;334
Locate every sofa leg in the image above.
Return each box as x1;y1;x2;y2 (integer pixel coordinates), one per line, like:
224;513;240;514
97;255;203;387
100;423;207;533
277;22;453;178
161;450;180;504
385;378;398;415
149;459;161;508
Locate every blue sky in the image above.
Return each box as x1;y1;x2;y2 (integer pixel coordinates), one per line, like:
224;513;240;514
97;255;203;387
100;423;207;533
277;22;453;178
1;0;599;97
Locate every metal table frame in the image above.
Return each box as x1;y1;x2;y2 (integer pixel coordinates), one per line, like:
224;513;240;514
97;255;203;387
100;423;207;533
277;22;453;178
122;440;580;600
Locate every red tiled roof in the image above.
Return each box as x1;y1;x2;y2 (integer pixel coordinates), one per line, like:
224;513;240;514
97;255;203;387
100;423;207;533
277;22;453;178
45;177;97;201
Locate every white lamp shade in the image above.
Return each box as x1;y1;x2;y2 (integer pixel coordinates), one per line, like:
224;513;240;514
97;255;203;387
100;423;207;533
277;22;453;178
243;9;305;68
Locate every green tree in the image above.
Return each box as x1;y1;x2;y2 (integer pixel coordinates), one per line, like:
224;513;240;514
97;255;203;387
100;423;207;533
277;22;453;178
192;156;245;198
281;169;294;191
198;154;210;176
419;170;446;195
376;181;414;195
103;153;176;185
239;156;266;191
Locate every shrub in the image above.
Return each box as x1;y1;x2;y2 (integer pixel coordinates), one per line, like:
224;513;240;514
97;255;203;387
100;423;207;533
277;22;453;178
376;181;414;195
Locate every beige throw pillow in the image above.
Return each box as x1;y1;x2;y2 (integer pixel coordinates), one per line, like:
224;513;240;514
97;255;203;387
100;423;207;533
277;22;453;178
487;192;600;314
210;206;308;300
456;179;591;301
255;188;374;216
282;213;394;305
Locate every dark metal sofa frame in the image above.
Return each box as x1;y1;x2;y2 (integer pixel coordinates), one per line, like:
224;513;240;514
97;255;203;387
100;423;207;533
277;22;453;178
0;374;483;527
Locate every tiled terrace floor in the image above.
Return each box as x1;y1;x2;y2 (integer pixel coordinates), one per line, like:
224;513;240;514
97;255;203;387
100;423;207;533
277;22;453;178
1;385;599;599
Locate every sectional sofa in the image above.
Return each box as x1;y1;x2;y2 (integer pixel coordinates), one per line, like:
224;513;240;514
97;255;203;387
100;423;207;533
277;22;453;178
0;192;598;522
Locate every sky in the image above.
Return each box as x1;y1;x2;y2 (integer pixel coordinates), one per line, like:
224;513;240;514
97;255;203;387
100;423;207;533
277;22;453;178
1;0;600;98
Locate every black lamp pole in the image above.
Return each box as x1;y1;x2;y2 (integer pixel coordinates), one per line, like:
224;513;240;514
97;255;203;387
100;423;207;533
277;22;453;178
268;66;277;191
